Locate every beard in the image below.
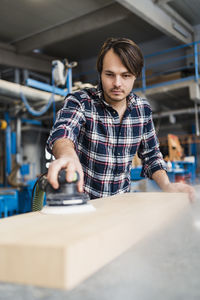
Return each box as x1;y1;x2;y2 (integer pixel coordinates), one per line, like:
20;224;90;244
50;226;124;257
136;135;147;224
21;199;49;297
104;88;126;103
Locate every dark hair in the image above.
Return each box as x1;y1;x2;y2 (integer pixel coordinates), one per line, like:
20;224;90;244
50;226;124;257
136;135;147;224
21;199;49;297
97;37;144;78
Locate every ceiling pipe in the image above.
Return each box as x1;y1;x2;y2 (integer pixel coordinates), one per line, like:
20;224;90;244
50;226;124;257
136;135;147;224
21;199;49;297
0;79;62;104
153;106;200;118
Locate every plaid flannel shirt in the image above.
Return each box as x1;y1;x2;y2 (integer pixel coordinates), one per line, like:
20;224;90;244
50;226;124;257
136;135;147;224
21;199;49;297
46;87;166;199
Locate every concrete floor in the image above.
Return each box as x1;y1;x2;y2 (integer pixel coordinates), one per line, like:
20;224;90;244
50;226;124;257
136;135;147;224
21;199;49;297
0;187;200;300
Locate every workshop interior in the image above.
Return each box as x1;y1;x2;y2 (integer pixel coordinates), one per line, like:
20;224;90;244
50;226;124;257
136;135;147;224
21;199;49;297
1;1;200;298
1;0;200;217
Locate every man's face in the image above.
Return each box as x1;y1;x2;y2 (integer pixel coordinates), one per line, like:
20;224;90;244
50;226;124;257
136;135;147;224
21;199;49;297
101;49;136;105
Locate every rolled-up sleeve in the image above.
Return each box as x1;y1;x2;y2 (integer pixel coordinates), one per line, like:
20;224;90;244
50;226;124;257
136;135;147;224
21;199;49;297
46;95;86;154
138;107;166;178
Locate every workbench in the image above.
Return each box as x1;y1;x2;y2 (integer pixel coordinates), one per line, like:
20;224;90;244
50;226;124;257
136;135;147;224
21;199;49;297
0;189;200;300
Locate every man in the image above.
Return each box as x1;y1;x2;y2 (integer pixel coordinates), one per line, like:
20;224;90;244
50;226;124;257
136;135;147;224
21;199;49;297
46;37;194;201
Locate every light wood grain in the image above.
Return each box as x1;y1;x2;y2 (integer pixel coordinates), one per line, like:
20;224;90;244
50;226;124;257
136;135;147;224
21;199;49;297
0;192;188;289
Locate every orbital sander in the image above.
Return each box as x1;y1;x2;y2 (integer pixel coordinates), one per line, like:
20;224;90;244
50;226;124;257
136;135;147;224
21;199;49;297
32;170;95;214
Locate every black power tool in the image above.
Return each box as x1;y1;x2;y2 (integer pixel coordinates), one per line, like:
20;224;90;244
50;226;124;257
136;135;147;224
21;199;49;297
32;170;90;213
39;170;89;206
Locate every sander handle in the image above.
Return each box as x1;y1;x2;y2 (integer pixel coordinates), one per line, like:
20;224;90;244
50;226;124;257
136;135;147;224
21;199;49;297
58;170;80;184
38;170;80;191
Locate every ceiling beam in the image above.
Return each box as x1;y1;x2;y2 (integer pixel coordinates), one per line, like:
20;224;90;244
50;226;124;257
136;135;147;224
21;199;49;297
14;3;130;54
0;45;52;74
154;0;171;4
116;0;193;44
154;0;194;33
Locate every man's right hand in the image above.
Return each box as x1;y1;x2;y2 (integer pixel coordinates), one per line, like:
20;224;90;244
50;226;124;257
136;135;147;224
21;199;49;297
47;139;84;192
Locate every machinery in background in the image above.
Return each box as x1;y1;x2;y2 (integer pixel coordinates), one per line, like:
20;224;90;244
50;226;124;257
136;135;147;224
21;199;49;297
52;59;77;87
22;58;77;122
165;134;184;161
0;59;77;218
130;134;197;192
0;113;37;218
164;134;196;184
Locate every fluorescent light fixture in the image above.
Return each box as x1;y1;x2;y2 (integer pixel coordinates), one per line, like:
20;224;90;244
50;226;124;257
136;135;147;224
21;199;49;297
33;49;41;53
172;21;189;38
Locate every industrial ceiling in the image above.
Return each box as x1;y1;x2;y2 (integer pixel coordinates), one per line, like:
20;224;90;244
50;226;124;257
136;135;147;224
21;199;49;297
0;0;199;73
0;0;199;132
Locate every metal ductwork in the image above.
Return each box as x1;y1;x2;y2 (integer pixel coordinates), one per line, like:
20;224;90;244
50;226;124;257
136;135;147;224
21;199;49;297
0;79;63;104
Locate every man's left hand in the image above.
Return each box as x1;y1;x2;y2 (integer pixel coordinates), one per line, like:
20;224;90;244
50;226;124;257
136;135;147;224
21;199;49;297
163;182;195;202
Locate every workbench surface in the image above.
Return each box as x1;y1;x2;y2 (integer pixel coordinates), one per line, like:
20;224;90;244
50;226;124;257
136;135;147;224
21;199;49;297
0;189;200;300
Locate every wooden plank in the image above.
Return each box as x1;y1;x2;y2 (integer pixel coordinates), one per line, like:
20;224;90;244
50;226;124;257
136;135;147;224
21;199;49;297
0;192;188;290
